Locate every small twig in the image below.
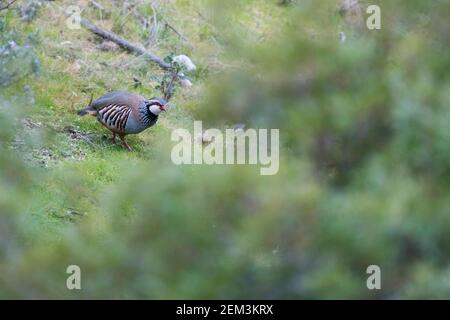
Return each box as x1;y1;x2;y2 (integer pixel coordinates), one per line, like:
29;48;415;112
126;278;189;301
164;72;179;101
88;0;104;11
147;3;158;45
67;208;85;217
0;0;17;11
64;126;97;148
161;17;187;42
195;9;209;23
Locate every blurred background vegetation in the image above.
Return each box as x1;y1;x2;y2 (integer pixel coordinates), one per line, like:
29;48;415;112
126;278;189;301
0;0;449;299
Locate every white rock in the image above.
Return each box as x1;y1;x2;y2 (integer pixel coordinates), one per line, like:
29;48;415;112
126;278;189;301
180;78;192;88
173;55;196;71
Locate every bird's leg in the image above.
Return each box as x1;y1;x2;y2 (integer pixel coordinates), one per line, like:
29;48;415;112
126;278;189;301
119;134;132;151
112;132;116;144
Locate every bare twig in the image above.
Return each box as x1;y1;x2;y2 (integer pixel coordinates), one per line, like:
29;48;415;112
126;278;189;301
0;0;18;11
88;0;104;11
163;18;187;42
147;4;159;45
132;3;187;44
164;72;179;101
67;208;85;217
65;126;97;148
79;17;172;70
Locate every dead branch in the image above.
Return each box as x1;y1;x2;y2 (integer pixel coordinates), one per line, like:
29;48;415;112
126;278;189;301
147;3;159;46
0;0;17;11
79;17;172;70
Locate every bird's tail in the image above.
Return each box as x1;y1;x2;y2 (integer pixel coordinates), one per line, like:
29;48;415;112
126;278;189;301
77;107;91;116
77;106;97;116
77;94;95;116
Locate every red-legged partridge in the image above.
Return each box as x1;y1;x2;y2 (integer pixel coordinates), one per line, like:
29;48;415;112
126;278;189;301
77;91;167;151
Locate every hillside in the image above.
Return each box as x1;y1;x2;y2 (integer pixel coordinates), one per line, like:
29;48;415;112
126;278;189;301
1;0;450;299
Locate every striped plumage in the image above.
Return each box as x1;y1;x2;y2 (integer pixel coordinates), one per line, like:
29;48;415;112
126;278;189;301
98;104;132;132
77;91;167;150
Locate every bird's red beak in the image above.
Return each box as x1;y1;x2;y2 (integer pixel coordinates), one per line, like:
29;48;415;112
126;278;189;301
160;105;167;112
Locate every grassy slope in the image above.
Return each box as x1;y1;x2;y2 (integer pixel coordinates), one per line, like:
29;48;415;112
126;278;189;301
3;0;288;239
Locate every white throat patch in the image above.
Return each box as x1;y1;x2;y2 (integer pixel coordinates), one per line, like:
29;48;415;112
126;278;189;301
149;104;162;115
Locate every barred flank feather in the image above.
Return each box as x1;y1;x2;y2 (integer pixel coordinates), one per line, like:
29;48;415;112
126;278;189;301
98;104;131;132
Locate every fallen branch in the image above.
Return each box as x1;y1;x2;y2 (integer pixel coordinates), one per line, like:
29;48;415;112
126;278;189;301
78;17;197;101
79;17;172;70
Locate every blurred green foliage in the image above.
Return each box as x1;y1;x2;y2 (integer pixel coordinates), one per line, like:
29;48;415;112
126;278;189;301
1;0;450;299
0;16;40;87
